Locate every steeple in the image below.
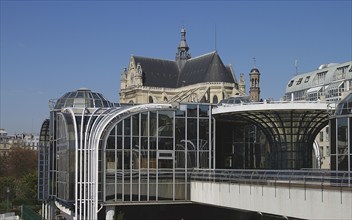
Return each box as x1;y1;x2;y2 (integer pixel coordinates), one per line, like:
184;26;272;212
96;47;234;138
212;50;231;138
176;27;191;66
249;60;261;102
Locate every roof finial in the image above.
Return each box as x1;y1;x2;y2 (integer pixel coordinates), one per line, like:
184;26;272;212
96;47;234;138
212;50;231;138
214;23;217;52
176;26;191;62
253;57;256;68
294;59;299;75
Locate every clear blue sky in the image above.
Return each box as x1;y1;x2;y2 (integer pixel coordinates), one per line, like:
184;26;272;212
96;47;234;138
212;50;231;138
1;0;351;135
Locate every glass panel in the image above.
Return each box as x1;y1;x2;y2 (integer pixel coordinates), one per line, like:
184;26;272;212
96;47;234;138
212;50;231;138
116;150;123;169
199;152;209;168
132;115;139;136
141;113;148;136
150;112;157;137
124;151;131;169
158;138;173;150
76;91;84;98
141;137;148;151
105;184;115;201
199;105;209;117
117;122;122;135
337;118;348;156
175;109;185;117
187;118;197;140
68;92;76;98
330;119;336;154
350;118;352;153
175;151;185;168
124;118;131;136
199;119;209;150
106;150;115;173
117;136;122;150
65;99;74;107
150;137;157;150
158;183;173;200
331;155;336;170
158;111;173;137
94;100;102;107
175;183;185;200
187;104;198;117
338;155;348;171
106;136;115;149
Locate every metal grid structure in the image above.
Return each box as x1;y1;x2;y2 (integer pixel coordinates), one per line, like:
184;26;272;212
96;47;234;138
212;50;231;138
38;119;50;201
214;101;330;169
39;103;215;220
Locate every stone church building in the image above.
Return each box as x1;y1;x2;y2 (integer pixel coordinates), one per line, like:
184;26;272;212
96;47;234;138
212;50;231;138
119;27;250;104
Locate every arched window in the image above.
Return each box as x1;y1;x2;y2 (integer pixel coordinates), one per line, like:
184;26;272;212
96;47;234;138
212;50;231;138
164;96;168;102
213;95;218;104
129;100;134;104
149;96;153;103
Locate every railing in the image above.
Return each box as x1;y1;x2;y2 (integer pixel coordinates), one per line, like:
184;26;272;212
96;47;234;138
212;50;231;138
218;100;331;108
190;169;352;189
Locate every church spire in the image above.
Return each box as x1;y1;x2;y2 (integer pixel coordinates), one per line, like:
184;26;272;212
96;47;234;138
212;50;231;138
176;27;191;63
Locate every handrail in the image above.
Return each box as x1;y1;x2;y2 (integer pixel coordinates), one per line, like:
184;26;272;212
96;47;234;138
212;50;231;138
217;100;331;108
190;169;352;188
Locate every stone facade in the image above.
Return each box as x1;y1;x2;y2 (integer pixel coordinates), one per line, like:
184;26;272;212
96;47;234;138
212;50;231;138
119;28;245;104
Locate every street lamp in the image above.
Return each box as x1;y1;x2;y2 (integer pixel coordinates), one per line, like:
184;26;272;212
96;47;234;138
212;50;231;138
6;187;10;212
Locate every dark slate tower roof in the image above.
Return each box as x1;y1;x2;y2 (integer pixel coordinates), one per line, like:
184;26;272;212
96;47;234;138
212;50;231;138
129;28;236;89
176;27;191;63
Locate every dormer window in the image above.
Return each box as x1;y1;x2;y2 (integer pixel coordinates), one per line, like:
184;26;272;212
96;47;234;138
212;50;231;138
288;80;294;87
296;78;303;85
304;76;310;83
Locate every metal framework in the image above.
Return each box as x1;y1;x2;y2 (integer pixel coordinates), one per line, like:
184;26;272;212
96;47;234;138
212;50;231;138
38;119;50;201
214;101;330;169
45;103;215;220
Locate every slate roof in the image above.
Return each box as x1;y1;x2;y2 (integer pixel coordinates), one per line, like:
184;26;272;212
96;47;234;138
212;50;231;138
133;51;235;88
133;56;180;88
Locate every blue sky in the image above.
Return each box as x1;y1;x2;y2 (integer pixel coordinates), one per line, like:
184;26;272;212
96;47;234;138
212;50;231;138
1;0;351;135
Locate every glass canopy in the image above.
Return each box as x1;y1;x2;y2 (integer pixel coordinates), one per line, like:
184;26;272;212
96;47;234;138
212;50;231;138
335;92;352;115
53;88;114;109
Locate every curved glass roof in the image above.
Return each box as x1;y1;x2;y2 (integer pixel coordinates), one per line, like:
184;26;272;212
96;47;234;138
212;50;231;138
54;88;114;110
335;92;352;115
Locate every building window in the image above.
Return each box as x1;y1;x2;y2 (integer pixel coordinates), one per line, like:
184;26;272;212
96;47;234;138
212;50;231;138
313;71;327;85
319;131;324;142
213;95;218;104
288;80;294;87
304;76;310;83
149;96;153;103
296;78;303;85
333;65;349;81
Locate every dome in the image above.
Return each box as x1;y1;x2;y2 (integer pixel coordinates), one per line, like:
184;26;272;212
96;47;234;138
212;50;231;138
53;88;114;110
335;92;352;115
250;68;260;73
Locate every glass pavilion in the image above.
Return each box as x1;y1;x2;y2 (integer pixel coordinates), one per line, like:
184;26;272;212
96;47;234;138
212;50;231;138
38;88;215;220
330;92;352;172
38;88;332;220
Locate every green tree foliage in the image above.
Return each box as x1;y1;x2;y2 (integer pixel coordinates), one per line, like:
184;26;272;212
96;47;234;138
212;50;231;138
6;147;37;179
13;172;38;206
0;146;38;212
114;211;125;220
